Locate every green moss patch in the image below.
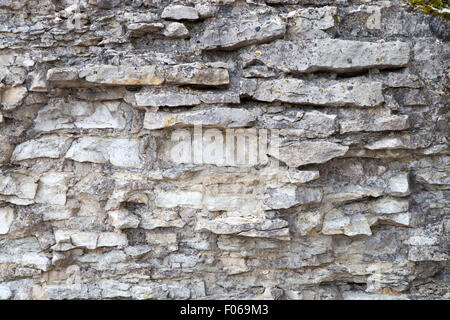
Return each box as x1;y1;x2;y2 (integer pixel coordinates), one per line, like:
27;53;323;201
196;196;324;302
408;0;450;20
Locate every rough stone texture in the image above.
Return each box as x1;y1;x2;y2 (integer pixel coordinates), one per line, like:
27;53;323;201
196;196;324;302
241;78;385;107
0;0;448;301
241;39;411;73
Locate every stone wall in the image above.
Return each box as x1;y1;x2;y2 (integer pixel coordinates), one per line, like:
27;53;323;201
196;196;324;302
0;0;448;300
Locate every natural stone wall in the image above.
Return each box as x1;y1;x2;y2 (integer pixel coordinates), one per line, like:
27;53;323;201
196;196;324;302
0;0;449;300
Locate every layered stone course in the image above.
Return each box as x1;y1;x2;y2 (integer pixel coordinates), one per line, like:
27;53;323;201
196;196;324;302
0;0;448;300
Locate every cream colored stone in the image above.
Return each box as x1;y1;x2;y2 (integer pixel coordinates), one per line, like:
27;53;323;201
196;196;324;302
12;135;72;161
65;137;142;168
108;209;140;229
35;172;71;206
1;86;27;110
155;190;203;209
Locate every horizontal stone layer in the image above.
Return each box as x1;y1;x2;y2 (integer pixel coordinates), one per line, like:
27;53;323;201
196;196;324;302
241;78;384;107
47;62;229;87
242;39;411;73
143;107;256;129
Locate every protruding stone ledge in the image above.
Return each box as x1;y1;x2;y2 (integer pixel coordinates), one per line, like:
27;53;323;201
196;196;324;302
52;230;128;251
11;135;73;162
196;213;290;241
340;114;409;134
65;137;142;168
135;89;239;107
241;78;384;107
161;4;200;21
365;134;432;150
264;185;323;209
270;141;349;167
1;85;28;110
0;237;51;271
143;107;256;130
241;39;411;74
47;62;229;87
192;9;286;50
165;62;229;86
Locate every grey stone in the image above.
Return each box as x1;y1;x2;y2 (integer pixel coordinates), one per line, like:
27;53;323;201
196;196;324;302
0;172;38;204
1;86;27;110
264;185;323;209
241;78;384;107
161;5;199;21
271;141;349;167
322;212;372;236
370;197;409;214
140;208;185;230
65;137;142;168
128;23;164;37
196;213;290;240
0;237;51;271
135;92;201;107
163;22;189;38
415;169;450;187
155;190;203;209
340;115;409;134
242;39;410;73
0;0;448;301
165;62;229;86
288;169;320;184
34;100;128;131
35;172;71;206
287;6;336;39
108;209;140;229
193;9;286;50
143;107;255;129
387;173;410;196
0;206;14;234
12;135;73;161
0;284;12;300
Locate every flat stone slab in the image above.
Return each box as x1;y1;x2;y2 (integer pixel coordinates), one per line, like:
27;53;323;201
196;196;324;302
241;77;384;107
143;107;256;129
65;137;142;168
47;62;229;87
270;141;349;167
135;89;240;107
241;39;411;73
192;9;286;50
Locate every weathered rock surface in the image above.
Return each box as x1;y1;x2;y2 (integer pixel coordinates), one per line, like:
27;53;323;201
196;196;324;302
242;39;411;73
163;22;190;39
0;206;14;234
0;172;38;205
12;136;73;161
0;237;51;271
0;0;448;301
271;141;349;167
47;63;229;87
161;5;199;21
143;107;255;129
34;100;129;131
134;87;240;107
1;85;27;110
193;7;286;50
196;213;290;240
264;185;323;209
241;78;384;107
65;137;142;167
340;114;409;133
